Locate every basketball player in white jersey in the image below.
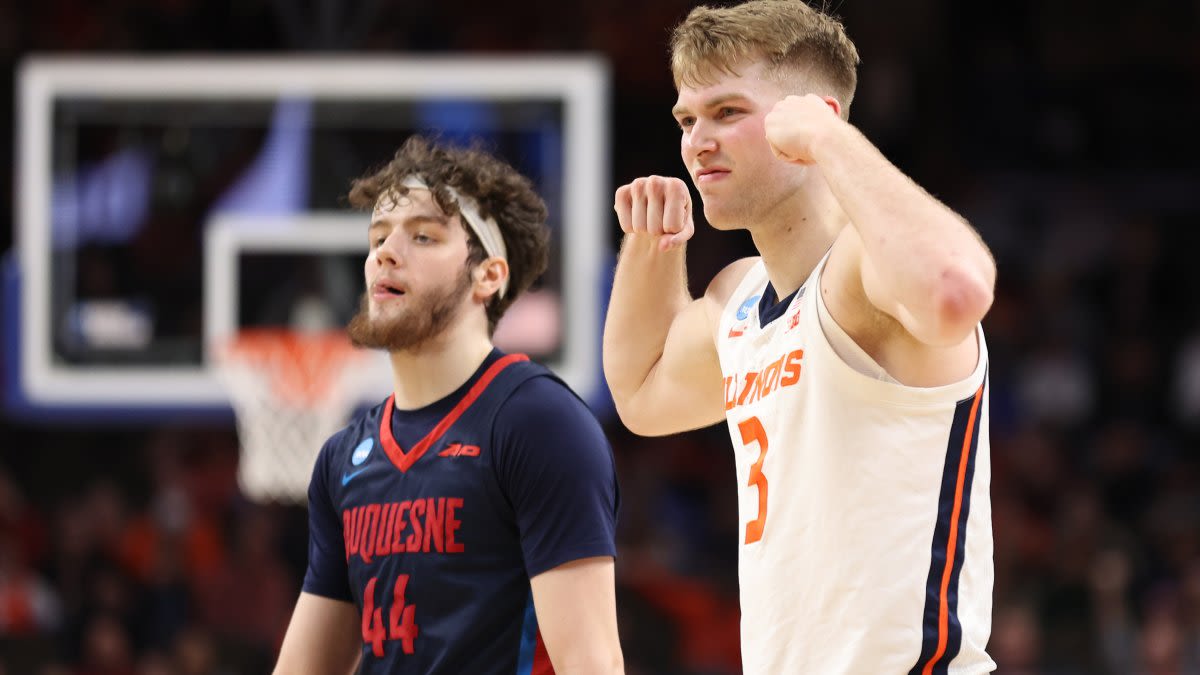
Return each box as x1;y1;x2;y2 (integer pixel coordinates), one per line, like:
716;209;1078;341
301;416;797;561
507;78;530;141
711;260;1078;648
603;1;998;672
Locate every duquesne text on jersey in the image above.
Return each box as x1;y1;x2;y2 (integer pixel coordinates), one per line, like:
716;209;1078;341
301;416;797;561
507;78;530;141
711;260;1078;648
343;498;466;564
723;349;805;411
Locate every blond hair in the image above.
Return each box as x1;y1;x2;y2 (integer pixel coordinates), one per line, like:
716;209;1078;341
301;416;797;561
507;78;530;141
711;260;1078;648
670;0;861;113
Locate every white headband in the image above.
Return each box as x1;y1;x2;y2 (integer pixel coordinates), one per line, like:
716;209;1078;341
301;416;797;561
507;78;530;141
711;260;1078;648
399;175;508;298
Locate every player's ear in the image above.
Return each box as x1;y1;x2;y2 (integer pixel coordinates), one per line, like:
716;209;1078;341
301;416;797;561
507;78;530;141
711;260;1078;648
473;258;509;301
822;96;842;117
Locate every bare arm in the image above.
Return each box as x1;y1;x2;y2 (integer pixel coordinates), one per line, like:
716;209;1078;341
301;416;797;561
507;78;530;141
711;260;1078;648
273;592;361;675
530;557;623;674
766;95;995;349
603;176;746;436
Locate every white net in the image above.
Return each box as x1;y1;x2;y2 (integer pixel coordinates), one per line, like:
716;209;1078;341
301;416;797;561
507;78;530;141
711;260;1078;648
215;329;373;504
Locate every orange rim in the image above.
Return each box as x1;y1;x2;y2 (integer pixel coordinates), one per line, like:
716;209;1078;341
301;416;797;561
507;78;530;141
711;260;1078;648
220;329;366;406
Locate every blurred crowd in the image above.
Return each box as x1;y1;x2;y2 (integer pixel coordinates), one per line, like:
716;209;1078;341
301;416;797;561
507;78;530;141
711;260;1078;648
3;0;1200;673
0;431;292;675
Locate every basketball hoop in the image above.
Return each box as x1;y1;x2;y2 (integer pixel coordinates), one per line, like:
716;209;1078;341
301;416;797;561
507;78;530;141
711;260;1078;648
215;329;374;504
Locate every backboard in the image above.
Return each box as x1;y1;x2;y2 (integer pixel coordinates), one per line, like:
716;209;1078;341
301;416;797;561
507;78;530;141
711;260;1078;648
10;57;609;417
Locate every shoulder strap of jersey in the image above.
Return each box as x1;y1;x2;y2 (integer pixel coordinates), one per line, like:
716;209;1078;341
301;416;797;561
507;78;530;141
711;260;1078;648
472;354;563;414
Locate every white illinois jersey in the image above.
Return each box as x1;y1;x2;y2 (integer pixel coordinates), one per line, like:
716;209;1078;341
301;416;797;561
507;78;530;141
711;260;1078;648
716;257;994;675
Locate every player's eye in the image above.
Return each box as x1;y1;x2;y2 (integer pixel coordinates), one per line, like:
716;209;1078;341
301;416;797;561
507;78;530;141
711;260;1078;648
677;116;695;130
717;107;741;119
371;236;386;248
413;232;435;244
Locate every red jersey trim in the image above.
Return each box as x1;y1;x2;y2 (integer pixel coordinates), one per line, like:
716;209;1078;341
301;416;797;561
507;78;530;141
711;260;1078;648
378;353;529;473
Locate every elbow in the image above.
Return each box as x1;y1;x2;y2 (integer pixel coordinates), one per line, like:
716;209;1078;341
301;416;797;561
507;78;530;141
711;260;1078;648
929;264;994;344
607;388;678;437
607;393;636;431
601;351;639;426
603;378;641;432
602;372;638;432
609;396;658;437
602;366;659;437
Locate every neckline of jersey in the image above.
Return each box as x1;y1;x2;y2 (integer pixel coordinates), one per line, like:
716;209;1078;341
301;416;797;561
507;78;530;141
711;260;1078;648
757;280;801;329
377;352;529;473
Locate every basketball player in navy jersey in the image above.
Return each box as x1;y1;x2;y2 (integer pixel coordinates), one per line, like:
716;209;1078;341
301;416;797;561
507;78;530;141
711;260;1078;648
273;137;623;674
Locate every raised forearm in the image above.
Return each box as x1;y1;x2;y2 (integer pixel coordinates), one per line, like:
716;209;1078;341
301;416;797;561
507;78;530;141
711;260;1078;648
813;125;995;342
602;233;692;406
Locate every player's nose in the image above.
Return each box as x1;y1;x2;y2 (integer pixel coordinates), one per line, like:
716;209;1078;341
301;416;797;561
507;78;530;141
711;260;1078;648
373;231;405;268
682;121;718;158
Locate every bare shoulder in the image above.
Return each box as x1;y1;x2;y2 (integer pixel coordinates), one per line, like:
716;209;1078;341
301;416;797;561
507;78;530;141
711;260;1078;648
696;257;761;347
703;257;760;307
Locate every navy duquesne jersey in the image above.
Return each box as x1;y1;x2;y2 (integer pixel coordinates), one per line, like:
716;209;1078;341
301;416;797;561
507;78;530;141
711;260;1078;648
303;349;619;674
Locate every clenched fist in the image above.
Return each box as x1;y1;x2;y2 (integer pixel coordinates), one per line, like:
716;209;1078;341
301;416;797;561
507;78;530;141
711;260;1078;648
614;176;695;252
764;94;843;165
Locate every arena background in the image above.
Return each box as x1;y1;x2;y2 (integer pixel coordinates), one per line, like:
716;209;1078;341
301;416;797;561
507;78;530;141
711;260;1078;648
2;1;1199;673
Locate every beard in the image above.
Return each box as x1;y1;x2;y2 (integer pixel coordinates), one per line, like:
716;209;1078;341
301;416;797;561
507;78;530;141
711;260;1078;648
346;266;473;352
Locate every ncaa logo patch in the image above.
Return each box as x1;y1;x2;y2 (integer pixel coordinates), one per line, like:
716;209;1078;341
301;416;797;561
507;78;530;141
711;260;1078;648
736;294;761;321
351;438;374;466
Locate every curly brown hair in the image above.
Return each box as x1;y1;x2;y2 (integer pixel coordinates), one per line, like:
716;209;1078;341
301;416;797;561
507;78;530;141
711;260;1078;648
347;136;550;333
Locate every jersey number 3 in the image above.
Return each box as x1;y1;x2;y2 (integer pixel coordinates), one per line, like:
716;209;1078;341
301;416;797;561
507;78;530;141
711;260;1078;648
740;416;769;544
